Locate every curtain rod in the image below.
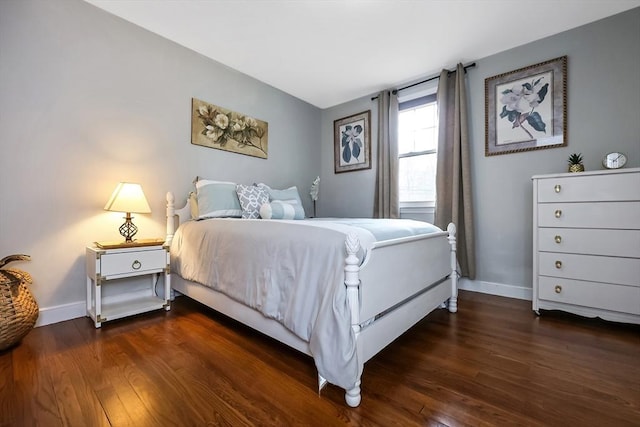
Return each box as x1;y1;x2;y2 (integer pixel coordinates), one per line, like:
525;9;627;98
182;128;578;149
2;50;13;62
371;62;476;101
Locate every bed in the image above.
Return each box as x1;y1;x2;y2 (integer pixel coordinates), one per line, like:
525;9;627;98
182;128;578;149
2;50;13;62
165;189;458;407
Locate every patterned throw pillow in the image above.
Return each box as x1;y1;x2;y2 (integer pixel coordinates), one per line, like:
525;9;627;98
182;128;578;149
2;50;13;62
236;184;269;219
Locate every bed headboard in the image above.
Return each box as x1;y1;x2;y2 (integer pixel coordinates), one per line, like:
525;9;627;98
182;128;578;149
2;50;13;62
166;192;191;245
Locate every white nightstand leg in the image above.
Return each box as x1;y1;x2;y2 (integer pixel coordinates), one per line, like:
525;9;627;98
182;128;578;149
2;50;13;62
86;276;91;317
94;278;102;328
164;269;171;311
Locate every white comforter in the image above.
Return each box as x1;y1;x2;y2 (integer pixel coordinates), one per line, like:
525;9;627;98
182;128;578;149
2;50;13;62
170;217;441;389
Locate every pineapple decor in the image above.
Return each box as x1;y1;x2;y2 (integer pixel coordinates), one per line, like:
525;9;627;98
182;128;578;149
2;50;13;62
567;153;585;173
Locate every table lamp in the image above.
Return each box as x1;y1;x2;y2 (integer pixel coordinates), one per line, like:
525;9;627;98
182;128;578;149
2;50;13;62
104;182;151;243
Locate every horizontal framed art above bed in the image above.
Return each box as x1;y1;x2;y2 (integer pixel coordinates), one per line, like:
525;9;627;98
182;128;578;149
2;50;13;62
165;190;458;407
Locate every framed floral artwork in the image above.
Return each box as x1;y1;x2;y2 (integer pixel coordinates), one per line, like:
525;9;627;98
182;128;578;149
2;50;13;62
485;56;567;156
334;110;371;173
191;98;268;159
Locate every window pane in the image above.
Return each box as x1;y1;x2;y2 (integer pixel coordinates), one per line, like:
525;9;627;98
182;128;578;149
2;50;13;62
398;153;437;202
398;98;438;203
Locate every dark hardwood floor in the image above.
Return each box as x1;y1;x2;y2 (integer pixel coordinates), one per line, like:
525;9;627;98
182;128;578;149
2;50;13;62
1;290;638;426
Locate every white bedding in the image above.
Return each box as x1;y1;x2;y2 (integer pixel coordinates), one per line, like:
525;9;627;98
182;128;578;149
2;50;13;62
170;217;443;389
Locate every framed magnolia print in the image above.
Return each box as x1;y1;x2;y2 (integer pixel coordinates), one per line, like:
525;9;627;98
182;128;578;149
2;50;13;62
334;110;371;173
485;56;567;156
191;98;268;159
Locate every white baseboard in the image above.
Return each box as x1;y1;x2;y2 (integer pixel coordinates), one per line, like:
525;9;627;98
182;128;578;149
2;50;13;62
459;278;532;301
33;281;530;328
35;301;86;327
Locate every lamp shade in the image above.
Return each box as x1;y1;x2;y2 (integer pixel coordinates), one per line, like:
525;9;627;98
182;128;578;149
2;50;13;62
104;182;151;214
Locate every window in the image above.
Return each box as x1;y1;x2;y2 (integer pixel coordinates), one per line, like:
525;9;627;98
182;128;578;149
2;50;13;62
398;94;438;204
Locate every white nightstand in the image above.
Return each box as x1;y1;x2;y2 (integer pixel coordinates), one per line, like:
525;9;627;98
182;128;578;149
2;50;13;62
86;243;171;328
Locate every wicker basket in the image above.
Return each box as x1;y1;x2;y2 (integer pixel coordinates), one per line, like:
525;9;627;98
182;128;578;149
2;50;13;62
0;256;39;351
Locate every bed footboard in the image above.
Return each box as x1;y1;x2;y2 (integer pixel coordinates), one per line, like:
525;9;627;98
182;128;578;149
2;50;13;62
342;222;457;407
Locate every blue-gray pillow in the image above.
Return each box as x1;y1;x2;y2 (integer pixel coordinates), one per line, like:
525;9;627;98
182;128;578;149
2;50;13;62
260;200;305;220
195;179;242;219
257;183;306;217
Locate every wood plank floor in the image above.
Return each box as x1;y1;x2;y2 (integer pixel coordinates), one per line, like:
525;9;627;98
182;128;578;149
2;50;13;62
1;290;638;426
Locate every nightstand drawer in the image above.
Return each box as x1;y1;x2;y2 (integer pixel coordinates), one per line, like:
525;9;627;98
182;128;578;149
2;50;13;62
100;248;166;278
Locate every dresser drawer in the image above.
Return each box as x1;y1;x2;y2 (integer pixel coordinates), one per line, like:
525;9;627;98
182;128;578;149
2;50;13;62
100;248;167;278
538;228;640;257
537;172;640;203
537;202;640;229
538;252;640;287
538;276;640;314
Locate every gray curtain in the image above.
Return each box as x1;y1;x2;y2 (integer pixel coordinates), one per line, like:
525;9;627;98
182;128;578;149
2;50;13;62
435;64;476;279
373;90;399;218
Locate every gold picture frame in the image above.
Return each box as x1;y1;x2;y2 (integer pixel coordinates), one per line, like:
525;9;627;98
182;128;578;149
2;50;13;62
485;56;567;156
191;98;268;159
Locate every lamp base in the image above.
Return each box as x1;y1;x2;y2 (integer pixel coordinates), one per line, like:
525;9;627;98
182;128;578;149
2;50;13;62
119;213;138;242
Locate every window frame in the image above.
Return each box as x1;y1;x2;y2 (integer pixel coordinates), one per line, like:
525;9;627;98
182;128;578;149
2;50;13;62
398;93;438;209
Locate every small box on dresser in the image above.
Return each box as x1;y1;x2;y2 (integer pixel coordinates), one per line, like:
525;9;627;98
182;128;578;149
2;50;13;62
532;167;640;324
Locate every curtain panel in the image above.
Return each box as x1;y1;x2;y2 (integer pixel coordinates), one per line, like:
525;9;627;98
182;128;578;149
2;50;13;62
373;90;399;219
435;64;476;279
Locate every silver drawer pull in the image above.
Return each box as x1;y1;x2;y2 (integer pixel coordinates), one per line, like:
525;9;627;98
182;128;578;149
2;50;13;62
132;260;142;270
554;235;562;244
554;209;562;218
555;285;562;294
554;184;561;193
555;260;562;269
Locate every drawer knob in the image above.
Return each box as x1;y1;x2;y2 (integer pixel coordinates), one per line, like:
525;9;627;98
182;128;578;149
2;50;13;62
554;184;561;193
554;235;562;244
132;260;142;270
555;285;562;294
554;209;562;218
555;260;562;269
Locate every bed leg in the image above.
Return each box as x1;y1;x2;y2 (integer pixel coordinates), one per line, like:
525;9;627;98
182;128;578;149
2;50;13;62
318;374;328;395
345;380;361;407
447;223;458;313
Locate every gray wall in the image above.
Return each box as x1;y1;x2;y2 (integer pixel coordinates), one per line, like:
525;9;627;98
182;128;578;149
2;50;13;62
320;8;640;290
0;0;320;317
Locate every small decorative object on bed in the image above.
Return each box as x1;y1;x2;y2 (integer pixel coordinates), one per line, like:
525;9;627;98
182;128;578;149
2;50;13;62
166;189;458;407
191;98;268;159
485;56;567;156
567;153;584;172
334;111;371;173
0;254;38;351
310;176;320;217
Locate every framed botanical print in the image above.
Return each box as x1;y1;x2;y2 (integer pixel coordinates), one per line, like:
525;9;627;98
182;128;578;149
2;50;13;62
334;110;371;173
485;56;567;156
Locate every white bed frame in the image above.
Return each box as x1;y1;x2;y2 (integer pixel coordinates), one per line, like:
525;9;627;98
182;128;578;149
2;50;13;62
166;192;458;407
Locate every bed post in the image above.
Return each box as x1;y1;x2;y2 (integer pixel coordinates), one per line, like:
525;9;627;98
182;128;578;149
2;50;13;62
344;232;362;407
447;223;458;313
166;192;176;246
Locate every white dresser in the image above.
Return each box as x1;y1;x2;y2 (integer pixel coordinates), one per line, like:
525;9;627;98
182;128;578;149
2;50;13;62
532;168;640;324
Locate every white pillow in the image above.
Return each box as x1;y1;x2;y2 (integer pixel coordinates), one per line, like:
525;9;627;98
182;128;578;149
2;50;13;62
195;179;242;219
236;184;269;219
260;201;305;220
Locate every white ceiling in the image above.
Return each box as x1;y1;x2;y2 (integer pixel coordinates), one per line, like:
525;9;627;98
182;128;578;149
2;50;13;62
85;0;640;109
